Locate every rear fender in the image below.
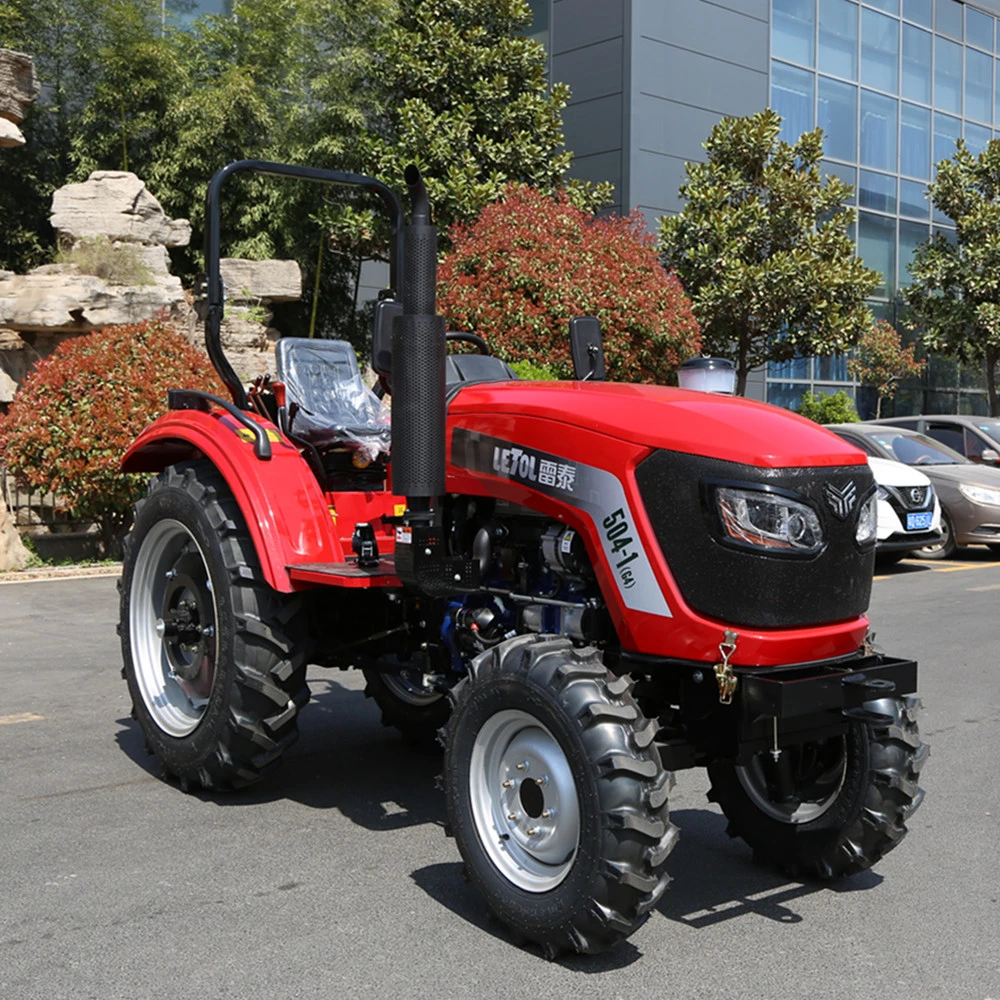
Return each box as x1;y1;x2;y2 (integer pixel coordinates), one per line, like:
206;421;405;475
122;410;342;591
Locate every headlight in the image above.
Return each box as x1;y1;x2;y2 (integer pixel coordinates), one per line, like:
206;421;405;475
715;487;823;554
959;483;1000;507
876;485;890;501
855;492;878;547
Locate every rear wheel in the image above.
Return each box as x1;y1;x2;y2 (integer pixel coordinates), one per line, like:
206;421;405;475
444;635;677;956
120;461;311;790
707;697;927;879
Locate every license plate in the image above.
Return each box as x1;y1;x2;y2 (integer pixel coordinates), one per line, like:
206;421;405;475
907;511;934;531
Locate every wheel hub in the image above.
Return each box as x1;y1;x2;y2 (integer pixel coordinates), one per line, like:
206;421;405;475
469;709;580;892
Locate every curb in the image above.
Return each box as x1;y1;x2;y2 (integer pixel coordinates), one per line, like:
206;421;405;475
0;563;123;585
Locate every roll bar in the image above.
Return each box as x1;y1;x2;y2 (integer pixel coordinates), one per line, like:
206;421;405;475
204;159;405;410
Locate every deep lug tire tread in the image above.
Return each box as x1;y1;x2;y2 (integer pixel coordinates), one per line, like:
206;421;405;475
444;635;678;956
120;461;311;791
362;667;452;747
707;695;927;880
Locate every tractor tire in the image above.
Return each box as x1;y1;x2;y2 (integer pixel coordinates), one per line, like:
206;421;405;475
362;661;451;748
119;461;311;791
707;696;927;879
443;634;677;957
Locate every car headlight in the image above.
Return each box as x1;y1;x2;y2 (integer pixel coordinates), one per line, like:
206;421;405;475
715;487;823;554
959;483;1000;507
855;492;878;547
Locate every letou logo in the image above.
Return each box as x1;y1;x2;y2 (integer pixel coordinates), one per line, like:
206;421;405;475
823;480;857;520
492;445;577;492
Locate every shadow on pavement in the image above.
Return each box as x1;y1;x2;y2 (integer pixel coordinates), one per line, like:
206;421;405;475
657;806;882;929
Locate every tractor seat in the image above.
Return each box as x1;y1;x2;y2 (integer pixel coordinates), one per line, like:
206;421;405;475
445;353;519;401
274;338;390;454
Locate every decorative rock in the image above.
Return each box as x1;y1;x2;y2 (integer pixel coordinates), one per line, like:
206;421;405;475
0;493;31;572
0;117;25;149
220;259;302;303
0;265;186;333
50;172;191;247
0;49;39;126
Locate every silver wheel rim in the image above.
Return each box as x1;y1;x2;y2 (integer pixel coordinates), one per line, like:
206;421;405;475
736;737;847;824
130;519;219;737
919;513;952;556
468;709;580;892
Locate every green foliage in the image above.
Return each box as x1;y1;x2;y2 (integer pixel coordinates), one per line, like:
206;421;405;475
343;0;611;252
797;390;859;424
847;319;926;417
903;139;1000;414
658;109;879;395
0;320;223;555
438;184;702;383
56;236;153;285
508;359;559;380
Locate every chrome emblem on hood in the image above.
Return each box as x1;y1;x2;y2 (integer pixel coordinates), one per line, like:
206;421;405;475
823;480;857;520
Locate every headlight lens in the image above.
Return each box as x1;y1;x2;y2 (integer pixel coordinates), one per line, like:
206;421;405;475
959;483;1000;507
715;487;823;554
855;492;878;547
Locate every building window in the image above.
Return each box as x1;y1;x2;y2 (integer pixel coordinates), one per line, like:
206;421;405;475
819;0;859;79
965;47;993;122
773;0;816;65
935;0;964;41
772;62;815;140
860;90;897;171
862;8;899;92
818;77;858;159
901;102;931;179
902;24;932;102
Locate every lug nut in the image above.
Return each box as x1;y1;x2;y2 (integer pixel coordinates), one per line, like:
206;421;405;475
541;810;551;819
502;780;513;789
526;827;538;836
507;812;517;822
534;776;548;785
515;761;528;771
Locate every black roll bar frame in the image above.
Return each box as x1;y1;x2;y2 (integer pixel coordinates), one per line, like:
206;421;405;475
204;159;405;410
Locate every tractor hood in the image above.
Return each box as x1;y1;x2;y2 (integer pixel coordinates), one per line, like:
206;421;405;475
448;380;864;469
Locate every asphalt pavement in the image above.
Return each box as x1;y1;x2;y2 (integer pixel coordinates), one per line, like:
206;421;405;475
0;561;997;1000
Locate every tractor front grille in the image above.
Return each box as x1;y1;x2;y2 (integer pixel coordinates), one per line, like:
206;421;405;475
635;450;875;628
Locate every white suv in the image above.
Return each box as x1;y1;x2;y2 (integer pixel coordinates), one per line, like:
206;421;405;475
869;456;942;563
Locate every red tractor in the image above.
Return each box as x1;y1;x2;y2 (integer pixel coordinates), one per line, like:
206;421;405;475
119;161;927;957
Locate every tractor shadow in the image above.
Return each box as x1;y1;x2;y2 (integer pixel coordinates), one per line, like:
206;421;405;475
656;807;883;929
114;672;446;832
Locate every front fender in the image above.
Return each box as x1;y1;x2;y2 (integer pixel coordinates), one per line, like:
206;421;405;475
122;410;342;591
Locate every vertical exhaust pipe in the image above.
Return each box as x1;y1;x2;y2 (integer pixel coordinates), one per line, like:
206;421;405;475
391;165;446;507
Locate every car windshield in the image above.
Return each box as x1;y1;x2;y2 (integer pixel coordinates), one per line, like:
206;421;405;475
866;430;965;465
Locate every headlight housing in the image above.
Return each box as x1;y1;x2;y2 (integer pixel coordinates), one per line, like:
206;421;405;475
714;486;824;555
855;492;878;547
959;482;1000;507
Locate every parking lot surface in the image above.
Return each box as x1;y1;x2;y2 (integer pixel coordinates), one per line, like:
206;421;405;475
0;562;997;1000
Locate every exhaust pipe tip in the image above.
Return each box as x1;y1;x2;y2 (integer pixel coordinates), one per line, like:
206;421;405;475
404;164;430;225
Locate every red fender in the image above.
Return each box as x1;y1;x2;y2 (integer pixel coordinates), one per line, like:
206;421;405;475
122;409;342;591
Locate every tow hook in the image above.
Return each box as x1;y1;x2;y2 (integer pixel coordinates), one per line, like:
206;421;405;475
713;629;739;705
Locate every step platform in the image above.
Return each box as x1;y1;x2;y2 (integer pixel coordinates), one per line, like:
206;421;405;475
288;557;401;588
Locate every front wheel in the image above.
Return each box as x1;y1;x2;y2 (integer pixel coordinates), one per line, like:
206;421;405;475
120;461;311;790
914;510;956;560
707;697;927;879
444;635;677;956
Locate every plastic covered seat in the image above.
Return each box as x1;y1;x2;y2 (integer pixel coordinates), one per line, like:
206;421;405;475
275;338;390;458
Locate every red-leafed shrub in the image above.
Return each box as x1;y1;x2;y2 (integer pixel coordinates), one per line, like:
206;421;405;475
0;319;223;555
438;184;701;382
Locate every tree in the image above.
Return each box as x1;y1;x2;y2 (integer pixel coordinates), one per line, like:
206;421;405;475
437;184;701;383
797;389;859;424
343;0;612;251
903;140;1000;415
847;320;926;418
0;319;223;555
658;110;880;395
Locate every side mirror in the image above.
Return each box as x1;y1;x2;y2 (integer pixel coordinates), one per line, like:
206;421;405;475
570;316;606;381
980;448;1000;465
372;297;402;379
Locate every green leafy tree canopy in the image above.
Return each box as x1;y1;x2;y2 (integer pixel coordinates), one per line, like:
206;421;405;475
658;109;879;395
903;139;1000;414
847;319;926;418
797;390;859;424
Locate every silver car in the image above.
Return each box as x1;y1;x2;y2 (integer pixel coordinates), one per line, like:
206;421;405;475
825;422;1000;559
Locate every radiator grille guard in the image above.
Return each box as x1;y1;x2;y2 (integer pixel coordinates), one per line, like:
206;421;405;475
634;450;876;628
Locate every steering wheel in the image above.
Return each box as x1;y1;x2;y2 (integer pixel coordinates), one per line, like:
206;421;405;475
914;455;933;465
445;331;490;354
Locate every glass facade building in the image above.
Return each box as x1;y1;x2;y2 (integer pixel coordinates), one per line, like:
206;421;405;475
769;0;1000;413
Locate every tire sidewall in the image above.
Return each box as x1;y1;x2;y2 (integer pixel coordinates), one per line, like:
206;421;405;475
121;471;239;773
